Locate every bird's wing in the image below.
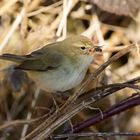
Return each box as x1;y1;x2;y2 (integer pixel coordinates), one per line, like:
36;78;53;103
16;44;64;71
0;43;64;71
0;53;34;62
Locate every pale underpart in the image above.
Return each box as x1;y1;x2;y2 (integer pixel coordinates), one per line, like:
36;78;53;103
28;55;93;93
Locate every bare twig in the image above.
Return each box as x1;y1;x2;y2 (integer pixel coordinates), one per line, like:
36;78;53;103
24;43;138;140
27;1;62;17
56;0;78;39
54;132;140;139
64;93;140;134
65;43;137;106
20;88;40;139
0;113;48;131
0;8;25;53
26;82;140;140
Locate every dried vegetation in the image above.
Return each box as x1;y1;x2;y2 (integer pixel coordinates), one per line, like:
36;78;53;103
0;0;140;140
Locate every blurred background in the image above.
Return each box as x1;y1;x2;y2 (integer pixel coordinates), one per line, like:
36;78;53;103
0;0;140;139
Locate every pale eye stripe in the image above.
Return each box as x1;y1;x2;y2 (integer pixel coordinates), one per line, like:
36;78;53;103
73;43;90;48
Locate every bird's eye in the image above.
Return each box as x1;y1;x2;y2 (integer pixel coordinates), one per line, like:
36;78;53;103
81;46;86;50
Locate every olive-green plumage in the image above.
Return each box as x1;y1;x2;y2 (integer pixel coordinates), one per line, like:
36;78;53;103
0;35;101;93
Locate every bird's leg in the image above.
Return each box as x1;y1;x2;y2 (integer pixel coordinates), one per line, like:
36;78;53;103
50;93;60;111
53;90;71;104
50;91;69;111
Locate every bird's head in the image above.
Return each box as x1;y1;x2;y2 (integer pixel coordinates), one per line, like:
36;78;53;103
61;35;102;57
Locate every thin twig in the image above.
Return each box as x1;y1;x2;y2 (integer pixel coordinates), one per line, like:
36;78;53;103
24;43;138;139
65;93;140;134
65;43;137;106
20;88;40;139
0;8;25;53
27;1;62;17
54;132;140;139
0;113;48;131
27;83;140;140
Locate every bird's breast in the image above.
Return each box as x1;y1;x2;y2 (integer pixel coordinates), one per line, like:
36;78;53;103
27;55;93;93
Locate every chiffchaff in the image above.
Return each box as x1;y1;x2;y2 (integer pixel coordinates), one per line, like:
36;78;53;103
0;35;102;93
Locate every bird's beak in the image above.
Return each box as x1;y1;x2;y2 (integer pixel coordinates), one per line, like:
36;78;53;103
94;46;102;52
89;45;102;53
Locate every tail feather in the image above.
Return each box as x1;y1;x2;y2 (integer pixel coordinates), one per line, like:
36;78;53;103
0;54;28;62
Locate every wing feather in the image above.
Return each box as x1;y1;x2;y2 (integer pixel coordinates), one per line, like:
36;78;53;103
16;44;63;71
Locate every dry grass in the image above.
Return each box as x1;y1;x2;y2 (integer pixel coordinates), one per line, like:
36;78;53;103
0;0;140;140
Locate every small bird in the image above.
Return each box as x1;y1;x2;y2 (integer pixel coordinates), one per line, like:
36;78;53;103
0;35;102;93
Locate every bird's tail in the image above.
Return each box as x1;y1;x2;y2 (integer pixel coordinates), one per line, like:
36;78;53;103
0;54;29;62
